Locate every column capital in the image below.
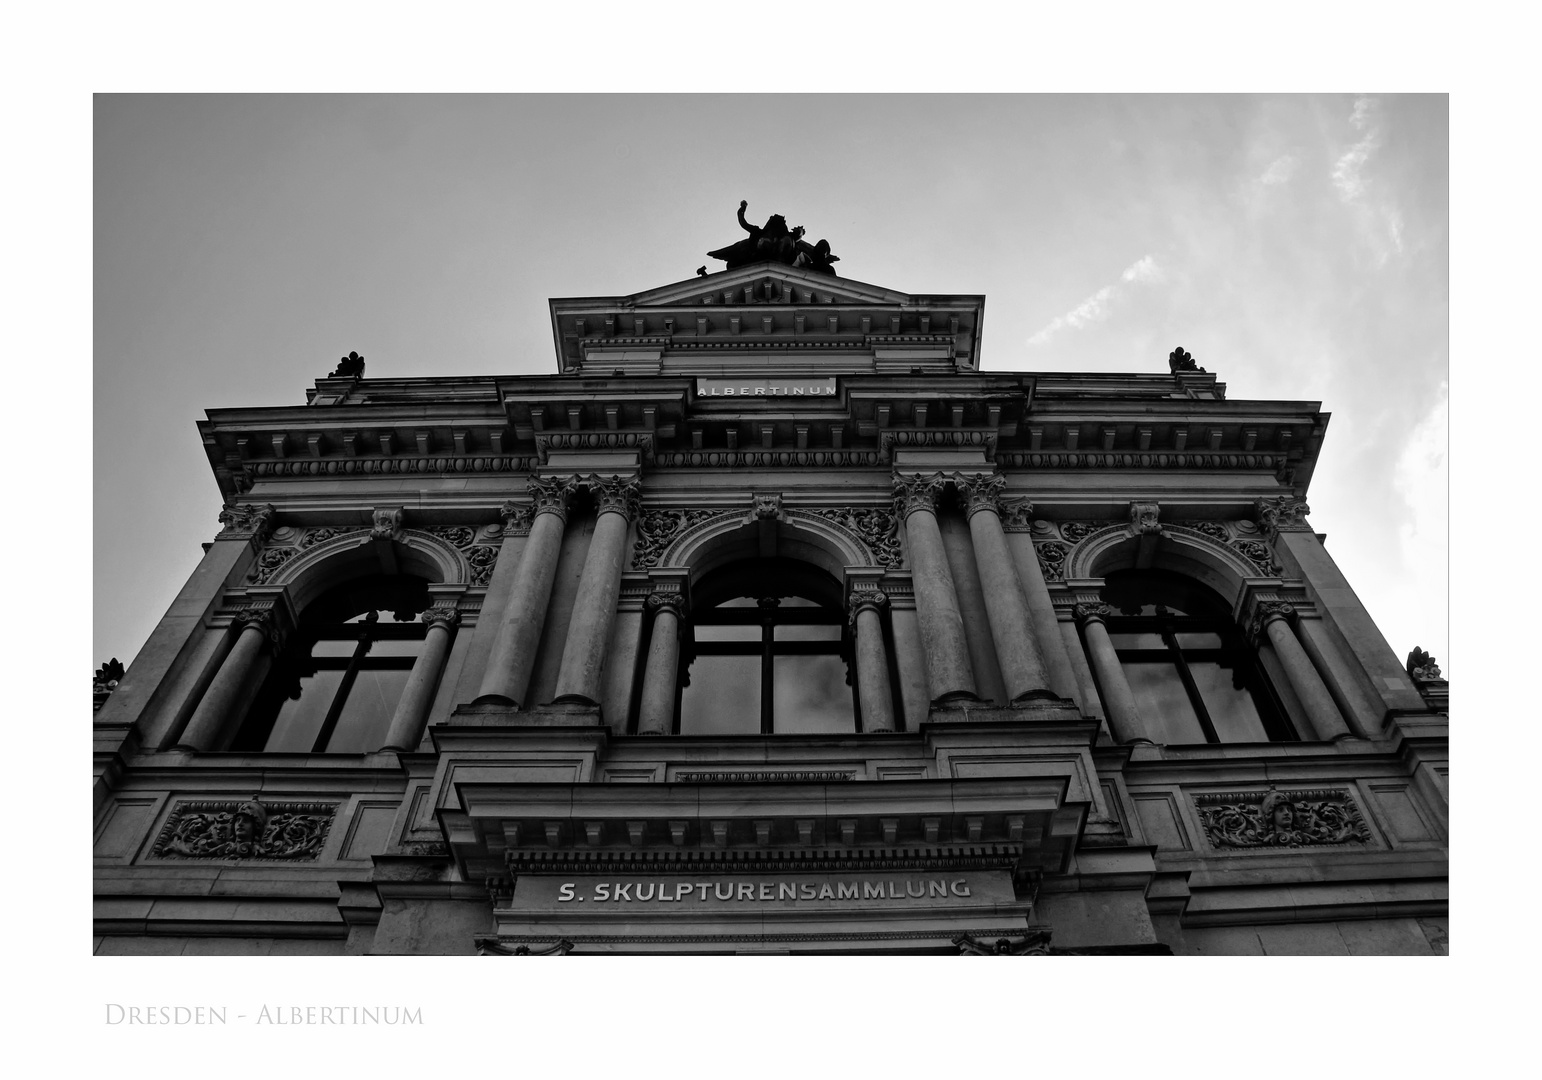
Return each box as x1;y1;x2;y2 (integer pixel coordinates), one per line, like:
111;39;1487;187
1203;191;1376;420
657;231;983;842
233;605;289;650
646;591;688;619
528;475;578;522
588;475;642;521
1129;501;1162;535
1254;496;1312;540
420;606;462;630
1248;600;1297;642
499;500;534;536
847;586;888;628
1073;601;1114;626
216;501;276;543
956;473;1007;520
892;472;946;518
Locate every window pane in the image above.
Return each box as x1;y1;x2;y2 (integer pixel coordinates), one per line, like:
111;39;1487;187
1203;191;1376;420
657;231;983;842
1122;663;1207;744
1175;632;1223;650
1188;661;1268;741
775;624;841;642
366;638;426;658
680;656;761;734
694;625;763;643
263;670;344;752
778;596;819;608
326;670;411;752
1109;632;1166;650
311;639;360;658
718;597;759;608
773;655;855;734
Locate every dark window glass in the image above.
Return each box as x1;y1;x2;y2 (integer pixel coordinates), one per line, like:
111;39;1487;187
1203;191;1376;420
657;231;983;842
673;558;857;735
1093;569;1294;744
232;575;432;753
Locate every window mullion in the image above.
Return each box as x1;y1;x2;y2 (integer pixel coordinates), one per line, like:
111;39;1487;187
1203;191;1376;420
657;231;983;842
311;634;370;752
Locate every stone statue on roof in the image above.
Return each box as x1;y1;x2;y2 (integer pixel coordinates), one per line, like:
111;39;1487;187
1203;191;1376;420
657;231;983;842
705;200;840;276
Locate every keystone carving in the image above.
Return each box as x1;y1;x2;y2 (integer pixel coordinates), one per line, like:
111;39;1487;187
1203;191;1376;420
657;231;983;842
752;493;784;520
1255;496;1311;540
1195;788;1371;849
216;501;276;542
954;931;1052;956
1129;501;1161;535
151;798;335;861
371;507;406;542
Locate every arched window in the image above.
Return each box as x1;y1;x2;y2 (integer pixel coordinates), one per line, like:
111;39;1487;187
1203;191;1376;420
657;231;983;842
676;559;856;735
1095;569;1296;744
231;575;430;753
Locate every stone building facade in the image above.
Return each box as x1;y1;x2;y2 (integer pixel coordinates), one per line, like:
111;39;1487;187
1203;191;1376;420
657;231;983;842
93;261;1449;955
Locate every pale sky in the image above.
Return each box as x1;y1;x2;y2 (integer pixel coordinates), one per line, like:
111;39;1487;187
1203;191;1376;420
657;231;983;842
94;94;1448;678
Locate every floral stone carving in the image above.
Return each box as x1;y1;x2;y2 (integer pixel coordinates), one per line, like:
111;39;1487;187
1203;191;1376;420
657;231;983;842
632;509;719;570
428;526;500;586
1195;788;1371;849
808;507;903;569
1034;541;1068;582
1232;539;1279;577
151;798;335;861
1059;521;1098;544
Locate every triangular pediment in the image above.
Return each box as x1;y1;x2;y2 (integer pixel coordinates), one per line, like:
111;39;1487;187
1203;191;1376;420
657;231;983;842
629;262;914;308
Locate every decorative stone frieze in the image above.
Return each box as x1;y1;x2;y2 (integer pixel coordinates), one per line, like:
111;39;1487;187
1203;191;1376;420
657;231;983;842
1194;787;1372;849
248;455;539;479
892;472;946;518
589;475;642;520
150;798;336;861
1233;539;1280;577
528;475;577;521
1129;501;1161;535
952;473;1003;520
995;451;1283;471
807;507;903;569
299;526;364;549
654;449;885;468
675;770;856;783
954;930;1052;956
1255;495;1312;540
1173;520;1231;542
371;507;406;542
535;431;655;465
1033;541;1069;582
632;509;718;569
216;501;276;542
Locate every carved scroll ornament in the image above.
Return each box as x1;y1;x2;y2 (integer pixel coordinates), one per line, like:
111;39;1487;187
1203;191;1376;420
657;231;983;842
1129;501;1161;535
632;509;718;570
892;473;946;518
1195;788;1370;850
216;502;276;542
152;798;335;861
1034;541;1069;582
808;507;903;569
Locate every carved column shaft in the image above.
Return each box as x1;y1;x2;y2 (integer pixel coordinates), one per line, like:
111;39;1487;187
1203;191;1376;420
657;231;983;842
896;478;977;704
476;481;571;707
1075;605;1146;744
961;480;1053;702
174;614;278;751
382;611;458;751
851;596;896;733
554;478;640;707
637;597;682;736
1256;607;1351;741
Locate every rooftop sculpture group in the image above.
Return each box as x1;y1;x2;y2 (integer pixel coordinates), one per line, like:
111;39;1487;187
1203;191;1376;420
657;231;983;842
700;200;840;277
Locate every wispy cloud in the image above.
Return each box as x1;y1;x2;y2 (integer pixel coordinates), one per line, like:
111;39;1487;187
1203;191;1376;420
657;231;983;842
1389;388;1449;671
1259;154;1298;186
1332;96;1405;260
1028;255;1162;347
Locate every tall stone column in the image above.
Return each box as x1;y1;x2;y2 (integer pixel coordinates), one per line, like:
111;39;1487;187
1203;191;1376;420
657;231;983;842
1250;602;1352;741
1074;603;1147;744
958;475;1055;702
848;587;896;733
475;476;574;708
554;475;642;705
636;592;685;735
893;474;978;704
173;608;286;751
382;607;459;751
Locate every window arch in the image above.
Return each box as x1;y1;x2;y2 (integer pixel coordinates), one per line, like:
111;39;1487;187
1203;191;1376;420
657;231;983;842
674;558;858;736
230;575;433;753
1092;569;1296;744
